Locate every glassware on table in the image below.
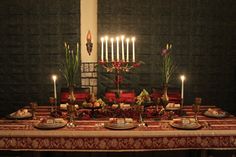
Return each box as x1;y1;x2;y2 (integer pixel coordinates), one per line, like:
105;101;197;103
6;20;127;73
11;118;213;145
30;102;38;120
192;97;202;121
67;104;77;127
49;97;55;113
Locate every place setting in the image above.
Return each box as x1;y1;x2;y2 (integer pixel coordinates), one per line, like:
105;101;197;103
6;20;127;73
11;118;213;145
33;118;67;130
169;97;202;130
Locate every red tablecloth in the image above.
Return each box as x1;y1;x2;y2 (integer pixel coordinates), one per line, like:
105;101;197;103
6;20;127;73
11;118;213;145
0;106;236;151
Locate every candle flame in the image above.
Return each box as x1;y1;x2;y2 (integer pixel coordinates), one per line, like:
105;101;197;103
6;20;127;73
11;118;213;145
86;30;92;40
180;75;185;81
101;37;104;42
131;37;135;41
121;35;125;40
116;36;120;41
52;75;57;81
110;38;114;42
105;36;108;40
126;38;130;42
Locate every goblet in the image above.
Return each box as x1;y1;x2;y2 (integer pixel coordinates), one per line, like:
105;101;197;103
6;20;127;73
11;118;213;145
67;105;77;127
192;97;202;120
30;102;38;120
49;97;55;113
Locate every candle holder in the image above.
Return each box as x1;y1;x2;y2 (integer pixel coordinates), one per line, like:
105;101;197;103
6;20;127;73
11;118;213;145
99;60;143;95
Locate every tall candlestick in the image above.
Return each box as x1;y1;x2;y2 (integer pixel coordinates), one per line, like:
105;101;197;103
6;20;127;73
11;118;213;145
111;38;114;62
131;37;135;62
126;38;129;62
116;37;120;61
180;75;185;102
101;37;104;62
121;35;125;61
52;75;57;101
105;36;108;61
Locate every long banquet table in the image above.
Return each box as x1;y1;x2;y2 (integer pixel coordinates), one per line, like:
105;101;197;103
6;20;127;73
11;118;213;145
0;105;236;152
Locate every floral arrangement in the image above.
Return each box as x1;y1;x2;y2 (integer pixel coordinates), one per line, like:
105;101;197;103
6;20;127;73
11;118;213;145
136;89;151;105
161;43;176;85
60;42;79;87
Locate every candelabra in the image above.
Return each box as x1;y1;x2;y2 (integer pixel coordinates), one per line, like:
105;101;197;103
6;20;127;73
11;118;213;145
99;60;143;94
99;35;143;95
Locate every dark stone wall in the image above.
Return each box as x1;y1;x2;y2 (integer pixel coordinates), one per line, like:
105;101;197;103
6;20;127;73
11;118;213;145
0;0;80;115
98;0;236;112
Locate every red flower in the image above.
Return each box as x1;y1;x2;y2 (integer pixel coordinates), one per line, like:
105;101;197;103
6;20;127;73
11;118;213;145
161;49;169;56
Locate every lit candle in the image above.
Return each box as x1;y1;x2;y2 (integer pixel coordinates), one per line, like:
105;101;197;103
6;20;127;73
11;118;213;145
121;35;125;61
111;38;114;62
101;37;104;62
131;37;135;62
105;36;108;61
126;38;130;62
180;75;185;103
52;75;57;101
116;36;120;61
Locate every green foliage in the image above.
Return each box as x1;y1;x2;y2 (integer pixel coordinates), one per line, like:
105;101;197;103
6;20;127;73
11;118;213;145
60;42;79;87
161;44;177;85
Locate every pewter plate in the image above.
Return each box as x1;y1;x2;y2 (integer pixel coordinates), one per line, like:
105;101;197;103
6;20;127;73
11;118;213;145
104;122;137;130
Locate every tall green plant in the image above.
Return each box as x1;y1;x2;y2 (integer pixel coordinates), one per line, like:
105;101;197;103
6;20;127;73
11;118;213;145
60;42;79;87
161;43;176;85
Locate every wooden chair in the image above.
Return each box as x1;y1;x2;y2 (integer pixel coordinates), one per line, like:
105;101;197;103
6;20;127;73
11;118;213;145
60;87;90;104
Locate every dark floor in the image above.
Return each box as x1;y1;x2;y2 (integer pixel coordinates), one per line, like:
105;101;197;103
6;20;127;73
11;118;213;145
0;150;235;157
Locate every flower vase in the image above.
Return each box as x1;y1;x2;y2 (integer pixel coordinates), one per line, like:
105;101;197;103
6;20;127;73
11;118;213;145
67;86;76;127
161;84;169;107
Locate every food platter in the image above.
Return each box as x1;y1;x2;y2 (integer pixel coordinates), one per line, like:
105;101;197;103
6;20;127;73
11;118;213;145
34;119;67;130
165;103;180;111
203;110;228;118
104;122;137;130
7;111;32;119
169;119;202;130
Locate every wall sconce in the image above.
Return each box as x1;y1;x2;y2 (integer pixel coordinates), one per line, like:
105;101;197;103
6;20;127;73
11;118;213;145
86;30;93;55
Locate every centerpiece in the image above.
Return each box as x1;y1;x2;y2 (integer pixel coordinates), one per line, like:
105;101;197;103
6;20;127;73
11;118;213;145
161;43;177;106
99;35;143;98
59;42;79;127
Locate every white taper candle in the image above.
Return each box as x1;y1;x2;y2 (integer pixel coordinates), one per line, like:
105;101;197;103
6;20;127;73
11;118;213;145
111;38;114;62
131;37;135;62
105;36;108;61
52;75;57;100
121;35;125;61
126;38;129;62
101;37;104;62
180;75;185;101
116;37;120;61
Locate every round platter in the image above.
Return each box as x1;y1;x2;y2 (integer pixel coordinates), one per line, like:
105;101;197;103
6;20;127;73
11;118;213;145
169;120;202;130
104;122;137;130
7;112;32;120
203;110;228;118
34;121;67;130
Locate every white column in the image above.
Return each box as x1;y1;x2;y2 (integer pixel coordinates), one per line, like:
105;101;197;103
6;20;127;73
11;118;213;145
81;0;97;62
80;0;98;95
